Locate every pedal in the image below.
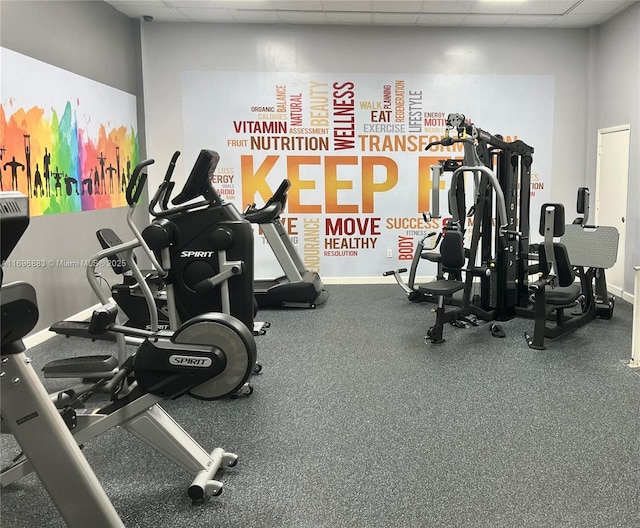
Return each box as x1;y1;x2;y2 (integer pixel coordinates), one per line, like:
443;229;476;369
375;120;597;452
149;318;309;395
43;355;118;379
59;406;77;430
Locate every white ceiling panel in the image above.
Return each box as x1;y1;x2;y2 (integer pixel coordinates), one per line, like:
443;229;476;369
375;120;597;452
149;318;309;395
325;11;373;23
471;1;529;15
515;1;577;15
104;0;640;28
372;12;419;24
502;14;558;26
460;14;513;26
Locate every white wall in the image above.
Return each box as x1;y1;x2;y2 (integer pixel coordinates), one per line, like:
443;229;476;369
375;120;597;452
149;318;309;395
141;22;590;209
589;2;640;296
140;22;591;281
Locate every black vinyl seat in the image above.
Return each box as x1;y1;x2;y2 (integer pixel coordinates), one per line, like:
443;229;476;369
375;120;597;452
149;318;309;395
420;230;466;343
537;242;581;306
526;203;591;350
419;230;465;298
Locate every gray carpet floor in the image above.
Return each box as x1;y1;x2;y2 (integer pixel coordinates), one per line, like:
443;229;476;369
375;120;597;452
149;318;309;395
1;284;639;528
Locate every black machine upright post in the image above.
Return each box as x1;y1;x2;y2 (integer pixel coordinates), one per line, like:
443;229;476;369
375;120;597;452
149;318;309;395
475;128;534;321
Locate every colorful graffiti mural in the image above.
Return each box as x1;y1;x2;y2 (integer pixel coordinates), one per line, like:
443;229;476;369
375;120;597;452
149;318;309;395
0;47;139;216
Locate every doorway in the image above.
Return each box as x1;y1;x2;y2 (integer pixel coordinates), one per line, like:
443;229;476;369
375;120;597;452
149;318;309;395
595;124;630;297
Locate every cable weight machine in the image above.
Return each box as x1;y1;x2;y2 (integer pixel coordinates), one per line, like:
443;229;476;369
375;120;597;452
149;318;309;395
452;113;535;321
416;113;535;342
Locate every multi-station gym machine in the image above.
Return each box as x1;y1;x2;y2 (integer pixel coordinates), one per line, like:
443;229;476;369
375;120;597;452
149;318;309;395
388;113;617;346
412;113;535;341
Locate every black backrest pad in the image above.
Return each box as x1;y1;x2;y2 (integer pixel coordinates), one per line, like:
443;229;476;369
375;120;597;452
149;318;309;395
576;187;588;214
440;229;465;269
537;243;576;287
539;203;565;237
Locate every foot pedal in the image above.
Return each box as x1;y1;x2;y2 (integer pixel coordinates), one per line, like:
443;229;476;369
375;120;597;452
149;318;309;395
43;355;118;379
50;320;117;342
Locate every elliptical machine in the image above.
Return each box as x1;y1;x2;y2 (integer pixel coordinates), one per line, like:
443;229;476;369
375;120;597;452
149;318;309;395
88;151;267;336
47;151;261;385
2;156;258;504
1;191;125;527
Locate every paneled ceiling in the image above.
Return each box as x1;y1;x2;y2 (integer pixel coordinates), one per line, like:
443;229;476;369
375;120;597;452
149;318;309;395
104;0;639;28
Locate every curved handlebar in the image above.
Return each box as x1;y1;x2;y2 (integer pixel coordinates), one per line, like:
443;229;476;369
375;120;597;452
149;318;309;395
148;152;181;215
425;136;454;151
126;158;155;206
164;151;181;182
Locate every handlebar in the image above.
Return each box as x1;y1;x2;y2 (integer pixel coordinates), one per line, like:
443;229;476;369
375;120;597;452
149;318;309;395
164;151;181;182
425;136;454;151
149;151;181;216
126;158;155;206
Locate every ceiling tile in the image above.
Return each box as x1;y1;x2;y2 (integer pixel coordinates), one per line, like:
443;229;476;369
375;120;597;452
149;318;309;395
179;7;236;21
372;12;419;23
515;1;577;15
460;13;512;26
323;0;373;12
547;13;607;26
471;1;528;15
271;0;324;10
416;13;466;25
325;11;373;23
503;14;557;26
104;0;640;28
278;10;328;22
420;1;473;15
371;0;423;12
569;0;635;15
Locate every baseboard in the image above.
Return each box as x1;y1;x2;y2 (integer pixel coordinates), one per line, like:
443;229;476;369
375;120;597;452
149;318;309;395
24;303;102;349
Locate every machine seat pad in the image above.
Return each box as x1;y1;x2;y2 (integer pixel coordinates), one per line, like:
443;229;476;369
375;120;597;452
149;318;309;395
418;279;465;297
420;251;441;263
545;283;581;305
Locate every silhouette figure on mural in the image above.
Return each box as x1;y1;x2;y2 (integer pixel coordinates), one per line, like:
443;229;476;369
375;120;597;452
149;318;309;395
106;163;116;194
0;146;5;191
125;158;131;191
93;166;100;195
52;167;63;197
64;175;79;196
97;152;107;194
34;163;44;197
43;148;52;197
3;156;25;191
82;176;93;195
116;146;122;194
23;135;32;199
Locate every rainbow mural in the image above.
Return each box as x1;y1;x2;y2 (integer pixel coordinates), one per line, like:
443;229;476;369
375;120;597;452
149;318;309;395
0;48;139;216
